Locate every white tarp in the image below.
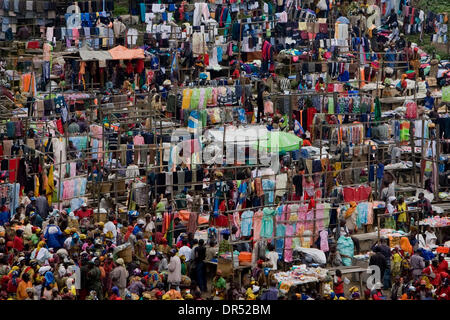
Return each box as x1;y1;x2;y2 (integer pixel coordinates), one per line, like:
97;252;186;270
79;50;112;61
204;125;268;146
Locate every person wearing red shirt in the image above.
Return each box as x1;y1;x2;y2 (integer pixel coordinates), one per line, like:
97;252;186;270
438;254;449;273
109;286;122;300
333;270;345;298
12;230;24;252
301;134;312;147
75;203;93;219
422;260;442;286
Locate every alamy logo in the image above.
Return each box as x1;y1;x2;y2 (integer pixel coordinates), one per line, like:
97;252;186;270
366;265;382;290
170;128;280;172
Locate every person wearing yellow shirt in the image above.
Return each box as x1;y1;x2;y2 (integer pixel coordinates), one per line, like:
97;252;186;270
397;196;407;232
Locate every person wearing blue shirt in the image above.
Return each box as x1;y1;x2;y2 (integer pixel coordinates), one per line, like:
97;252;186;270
424;90;435;110
0;206;10;226
132;219;145;235
44;218;64;249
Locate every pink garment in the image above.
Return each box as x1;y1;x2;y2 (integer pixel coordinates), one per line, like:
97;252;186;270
133;135;145;145
284;224;294;263
63;180;73;200
72;28;79;40
264;100;273;114
70;162;76;177
253;210;263;241
315;203;325;231
233;212;241;238
320;230;329;252
367;202;374;225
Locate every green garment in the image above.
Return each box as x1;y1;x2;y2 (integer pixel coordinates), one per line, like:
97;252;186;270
30;234;39;246
374;97;381;121
190;89;200;109
214;276;226;289
181;262;187;275
218;240;232;255
260;207;276;238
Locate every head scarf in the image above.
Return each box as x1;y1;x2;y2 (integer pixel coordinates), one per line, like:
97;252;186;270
400;237;413;256
345;202;357;218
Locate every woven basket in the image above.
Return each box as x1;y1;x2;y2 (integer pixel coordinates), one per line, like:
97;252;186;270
117;246;133;263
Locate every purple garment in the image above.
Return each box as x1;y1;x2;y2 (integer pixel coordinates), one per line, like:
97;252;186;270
261;288;278;300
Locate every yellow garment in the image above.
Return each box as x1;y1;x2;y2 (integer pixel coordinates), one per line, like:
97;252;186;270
345;202;357;218
181;89;193;110
397;202;407;222
400;237;413;256
34;175;40;197
46;165;55;205
334;162;341;177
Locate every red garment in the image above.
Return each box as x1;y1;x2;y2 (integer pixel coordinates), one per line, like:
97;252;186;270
75;208;93;219
334;277;344;294
355;186;372;201
27;41;40;49
135;59;145;73
232;68;240;79
124;225;134;242
7;278;20;293
213;214;229;228
438;260;449;273
306;107;317;133
372;291;384;300
12;236;24;252
9;158;19;183
110;294;122;300
343;187;356;202
126;61;133;74
56;119;64;134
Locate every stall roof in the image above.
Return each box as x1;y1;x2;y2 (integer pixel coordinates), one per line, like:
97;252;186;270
79;50;112;61
108;45;145;60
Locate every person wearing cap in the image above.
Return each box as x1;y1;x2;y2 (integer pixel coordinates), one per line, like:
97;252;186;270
75;203;93;220
111;258;128;298
161;79;172;100
25;197;37;217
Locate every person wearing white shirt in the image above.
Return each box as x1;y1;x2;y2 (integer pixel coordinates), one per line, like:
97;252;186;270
266;243;278;270
178;239;192;262
424;225;438;249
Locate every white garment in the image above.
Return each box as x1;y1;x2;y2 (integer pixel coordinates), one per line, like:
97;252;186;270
103;221;118;242
179;245;192;261
266;251;279;270
126;165;140;181
127;28;138;46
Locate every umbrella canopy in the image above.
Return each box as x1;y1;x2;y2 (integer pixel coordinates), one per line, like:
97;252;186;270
108;45;145;60
254;131;302;152
336;16;350;24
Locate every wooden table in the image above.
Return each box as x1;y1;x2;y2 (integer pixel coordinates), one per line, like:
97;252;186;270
327;266;368;293
205;261;251;286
